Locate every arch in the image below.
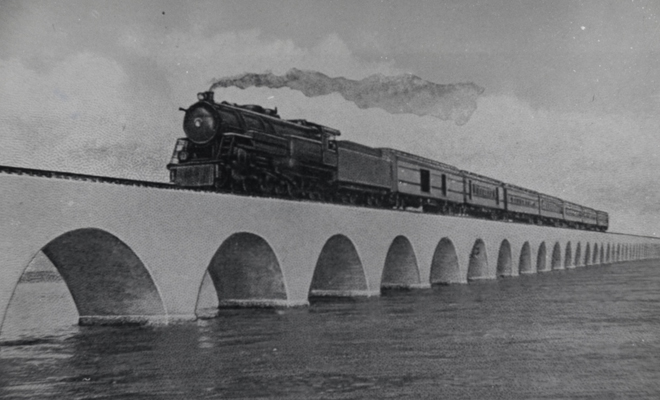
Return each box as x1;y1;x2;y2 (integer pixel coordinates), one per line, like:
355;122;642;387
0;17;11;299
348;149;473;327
593;243;599;264
518;242;533;274
600;244;605;264
551;242;562;270
430;237;461;285
467;239;489;281
606;244;611;262
496;239;513;277
584;243;591;266
564;242;573;268
536;242;548;272
39;228;165;323
1;251;79;336
574;242;582;267
309;234;368;297
194;271;219;318
381;236;421;289
207;232;287;307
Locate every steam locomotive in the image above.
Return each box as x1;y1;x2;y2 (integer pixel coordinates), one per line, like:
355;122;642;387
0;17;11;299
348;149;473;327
167;91;608;231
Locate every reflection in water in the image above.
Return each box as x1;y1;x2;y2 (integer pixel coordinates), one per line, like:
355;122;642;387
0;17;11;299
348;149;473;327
2;260;660;399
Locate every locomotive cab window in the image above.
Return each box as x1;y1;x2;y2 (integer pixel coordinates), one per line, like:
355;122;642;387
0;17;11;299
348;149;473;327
420;169;430;193
327;137;337;151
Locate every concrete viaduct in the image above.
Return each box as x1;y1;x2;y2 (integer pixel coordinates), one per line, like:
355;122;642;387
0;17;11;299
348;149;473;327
1;169;659;328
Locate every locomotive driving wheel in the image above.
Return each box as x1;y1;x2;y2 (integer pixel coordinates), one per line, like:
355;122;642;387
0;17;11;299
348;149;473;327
242;177;260;194
258;175;275;195
286;181;301;198
274;182;288;197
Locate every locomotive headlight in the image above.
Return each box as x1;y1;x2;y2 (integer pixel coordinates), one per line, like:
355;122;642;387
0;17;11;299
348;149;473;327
178;151;189;162
197;92;205;101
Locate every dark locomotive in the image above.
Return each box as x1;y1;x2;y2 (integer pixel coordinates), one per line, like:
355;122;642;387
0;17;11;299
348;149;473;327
167;91;608;231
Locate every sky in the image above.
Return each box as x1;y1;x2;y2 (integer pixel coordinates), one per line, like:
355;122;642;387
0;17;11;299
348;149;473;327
1;0;659;236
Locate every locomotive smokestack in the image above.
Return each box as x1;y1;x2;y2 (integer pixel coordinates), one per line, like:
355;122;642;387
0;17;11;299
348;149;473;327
209;69;484;125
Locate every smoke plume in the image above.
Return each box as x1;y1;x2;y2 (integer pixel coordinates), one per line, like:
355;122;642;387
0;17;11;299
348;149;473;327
209;69;484;125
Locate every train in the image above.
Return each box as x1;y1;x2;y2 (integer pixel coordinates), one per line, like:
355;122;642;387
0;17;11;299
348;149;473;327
167;91;608;231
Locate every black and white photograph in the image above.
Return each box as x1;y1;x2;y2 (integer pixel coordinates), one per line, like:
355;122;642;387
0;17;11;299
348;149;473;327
1;1;660;398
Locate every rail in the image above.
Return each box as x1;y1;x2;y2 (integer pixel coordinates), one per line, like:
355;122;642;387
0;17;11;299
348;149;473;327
0;165;191;192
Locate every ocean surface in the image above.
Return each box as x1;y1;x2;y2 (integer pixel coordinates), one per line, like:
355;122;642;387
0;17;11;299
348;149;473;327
2;260;660;399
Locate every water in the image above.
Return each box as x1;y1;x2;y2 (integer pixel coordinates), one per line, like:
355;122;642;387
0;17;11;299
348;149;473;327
2;261;660;399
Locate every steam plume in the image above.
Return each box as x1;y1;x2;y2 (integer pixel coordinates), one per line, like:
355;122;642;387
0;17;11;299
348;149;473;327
209;69;484;125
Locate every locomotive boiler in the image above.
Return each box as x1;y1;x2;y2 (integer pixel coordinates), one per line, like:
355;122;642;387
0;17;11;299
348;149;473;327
167;91;608;231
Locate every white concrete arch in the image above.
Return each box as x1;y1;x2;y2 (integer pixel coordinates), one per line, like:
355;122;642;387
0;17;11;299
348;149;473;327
551;242;563;270
381;235;422;290
537;242;548;272
518;242;533;275
309;234;370;298
1;227;166;329
497;239;513;277
564;241;574;269
574;242;582;267
467;239;489;281
205;232;288;307
430;237;461;285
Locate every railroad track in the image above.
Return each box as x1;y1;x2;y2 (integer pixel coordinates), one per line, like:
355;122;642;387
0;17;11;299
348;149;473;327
0;165;196;192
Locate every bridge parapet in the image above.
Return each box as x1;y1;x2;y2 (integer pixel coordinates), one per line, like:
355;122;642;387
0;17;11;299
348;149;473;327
1;170;659;328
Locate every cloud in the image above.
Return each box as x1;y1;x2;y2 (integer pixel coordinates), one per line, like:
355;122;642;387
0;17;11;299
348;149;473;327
120;29;400;101
0;54;174;180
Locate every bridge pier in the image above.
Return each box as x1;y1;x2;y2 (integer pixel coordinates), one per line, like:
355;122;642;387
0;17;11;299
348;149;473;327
2;172;660;329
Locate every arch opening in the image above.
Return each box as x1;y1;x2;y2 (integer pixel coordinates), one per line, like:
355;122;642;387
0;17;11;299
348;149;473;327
430;237;461;285
518;242;533;274
381;236;421;290
584;243;591;266
606;244;611;263
310;234;368;297
39;228;165;325
536;242;548;272
564;242;573;268
574;243;582;267
467;239;489;281
206;232;287;309
496;240;513;277
600;244;605;264
551;242;562;270
1;251;79;337
593;243;599;264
